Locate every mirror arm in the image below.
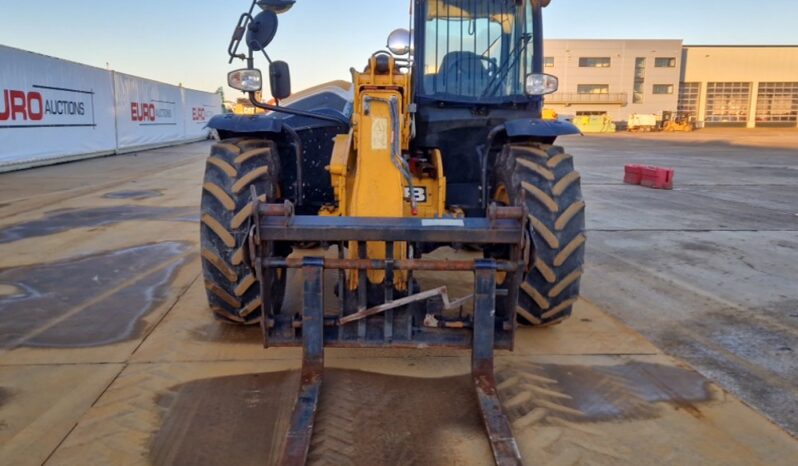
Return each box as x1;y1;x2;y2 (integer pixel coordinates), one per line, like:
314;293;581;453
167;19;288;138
227;1;260;64
246;49;255;70
247;92;349;127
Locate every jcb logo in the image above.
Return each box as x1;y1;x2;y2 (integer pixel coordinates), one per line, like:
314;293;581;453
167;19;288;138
404;186;428;203
0;89;44;121
131;102;156;122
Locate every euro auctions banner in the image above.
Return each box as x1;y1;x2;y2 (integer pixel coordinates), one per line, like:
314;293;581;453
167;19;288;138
113;73;185;150
182;88;221;140
0;45;222;171
0;46;117;167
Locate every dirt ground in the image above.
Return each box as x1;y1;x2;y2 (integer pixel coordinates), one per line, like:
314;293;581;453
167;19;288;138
0;130;797;465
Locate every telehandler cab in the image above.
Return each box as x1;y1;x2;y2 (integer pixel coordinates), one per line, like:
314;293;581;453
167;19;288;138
201;1;584;464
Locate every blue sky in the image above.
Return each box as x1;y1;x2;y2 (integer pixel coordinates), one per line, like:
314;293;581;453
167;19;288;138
1;0;796;100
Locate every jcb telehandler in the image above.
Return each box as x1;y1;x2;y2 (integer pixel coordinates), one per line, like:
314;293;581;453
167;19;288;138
201;1;584;464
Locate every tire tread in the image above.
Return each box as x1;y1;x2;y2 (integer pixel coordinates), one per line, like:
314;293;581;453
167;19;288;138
200;138;285;325
495;142;586;326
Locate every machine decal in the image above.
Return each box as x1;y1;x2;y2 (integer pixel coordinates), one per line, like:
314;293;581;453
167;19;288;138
371;117;388;150
421;219;465;227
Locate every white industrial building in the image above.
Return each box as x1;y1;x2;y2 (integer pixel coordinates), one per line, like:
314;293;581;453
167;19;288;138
543;40;798;128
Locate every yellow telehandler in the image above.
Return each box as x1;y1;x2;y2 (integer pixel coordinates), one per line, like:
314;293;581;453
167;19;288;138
201;1;584;464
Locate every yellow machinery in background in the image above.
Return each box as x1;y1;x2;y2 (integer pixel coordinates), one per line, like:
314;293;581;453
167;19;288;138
542;108;558;120
662;111;696;132
574;114;616;133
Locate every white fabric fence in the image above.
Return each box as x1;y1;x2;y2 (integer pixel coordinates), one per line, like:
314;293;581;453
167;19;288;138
0;45;221;171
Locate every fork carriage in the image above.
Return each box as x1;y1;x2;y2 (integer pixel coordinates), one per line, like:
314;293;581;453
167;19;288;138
250;195;529;465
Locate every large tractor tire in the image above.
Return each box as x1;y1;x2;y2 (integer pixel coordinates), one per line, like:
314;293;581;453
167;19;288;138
200;138;286;325
494;142;586;327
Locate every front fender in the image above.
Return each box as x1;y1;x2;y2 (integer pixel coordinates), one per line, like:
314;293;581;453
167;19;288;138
504;118;581;138
207;113;284;134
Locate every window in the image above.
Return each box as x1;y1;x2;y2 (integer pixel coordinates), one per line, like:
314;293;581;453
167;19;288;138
633;58;646;103
633;82;645;103
655;57;676;68
756;82;798;124
577;84;609;95
578;57;611;68
705;82;752;124
634;58;646;79
544;57;555;67
678;82;701;117
421;0;534;99
653;84;674;95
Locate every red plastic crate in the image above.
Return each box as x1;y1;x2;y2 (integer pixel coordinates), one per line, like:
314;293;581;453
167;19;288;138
640;166;674;190
624;164;643;185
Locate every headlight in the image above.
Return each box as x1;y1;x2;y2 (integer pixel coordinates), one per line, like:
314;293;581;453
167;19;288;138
525;73;559;96
228;69;263;92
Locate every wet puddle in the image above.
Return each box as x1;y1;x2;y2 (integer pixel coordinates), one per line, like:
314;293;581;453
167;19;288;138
497;361;712;424
150;369;488;466
0;242;192;348
0;206;198;244
102;190;164;200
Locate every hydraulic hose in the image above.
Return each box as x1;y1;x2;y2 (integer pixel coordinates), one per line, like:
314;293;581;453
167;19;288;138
364;96;417;215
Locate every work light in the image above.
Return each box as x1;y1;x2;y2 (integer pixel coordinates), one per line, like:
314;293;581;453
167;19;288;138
228;69;263;92
525;73;559;96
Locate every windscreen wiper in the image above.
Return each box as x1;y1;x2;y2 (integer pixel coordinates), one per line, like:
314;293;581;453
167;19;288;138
481;33;532;97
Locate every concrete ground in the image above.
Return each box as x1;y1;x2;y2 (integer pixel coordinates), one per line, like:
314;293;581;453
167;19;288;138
0;131;796;465
567;128;798;436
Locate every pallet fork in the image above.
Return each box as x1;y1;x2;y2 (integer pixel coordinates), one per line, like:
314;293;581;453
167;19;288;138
250;195;529;466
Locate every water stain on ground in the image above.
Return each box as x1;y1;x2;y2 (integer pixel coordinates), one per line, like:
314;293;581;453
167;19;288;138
0;206;198;244
102;189;164;200
150;371;298;466
0;242;192;348
0;387;11;409
553;362;710;420
657;311;798;435
775;240;798;251
189;322;262;344
150;362;713;466
150;369;491;466
678;240;723;254
498;361;712;424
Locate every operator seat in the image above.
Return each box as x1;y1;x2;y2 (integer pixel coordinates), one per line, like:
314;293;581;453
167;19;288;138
438;51;489;97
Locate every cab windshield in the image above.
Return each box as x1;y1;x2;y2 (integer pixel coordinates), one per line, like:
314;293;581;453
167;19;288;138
420;0;534;103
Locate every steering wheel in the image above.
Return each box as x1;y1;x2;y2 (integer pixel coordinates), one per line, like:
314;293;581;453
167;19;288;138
443;52;497;79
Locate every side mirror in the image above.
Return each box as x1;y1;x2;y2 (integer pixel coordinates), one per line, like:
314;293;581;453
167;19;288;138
270;61;291;100
247;10;279;51
387;28;411;56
